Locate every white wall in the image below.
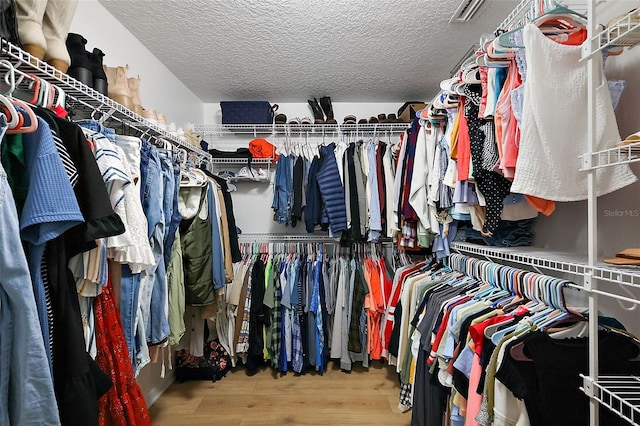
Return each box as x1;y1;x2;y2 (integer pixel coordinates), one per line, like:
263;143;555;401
70;0;203;128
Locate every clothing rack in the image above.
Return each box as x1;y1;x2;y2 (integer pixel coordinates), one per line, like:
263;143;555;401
237;233;342;242
448;253;582;305
445;1;640;424
0;39;211;161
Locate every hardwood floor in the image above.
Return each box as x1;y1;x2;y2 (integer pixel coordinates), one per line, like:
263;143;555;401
149;361;412;425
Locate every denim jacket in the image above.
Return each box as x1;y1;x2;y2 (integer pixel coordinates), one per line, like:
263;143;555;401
0;160;61;425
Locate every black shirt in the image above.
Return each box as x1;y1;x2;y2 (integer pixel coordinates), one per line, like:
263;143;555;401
35;108;125;255
498;330;640;426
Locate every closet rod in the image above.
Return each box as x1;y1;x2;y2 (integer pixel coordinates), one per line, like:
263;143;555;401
449;253;582;292
237;233;394;244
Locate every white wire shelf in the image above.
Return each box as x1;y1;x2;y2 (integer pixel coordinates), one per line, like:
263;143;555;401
210;157;273;165
228;176;270;183
580;142;640;170
495;0;538;32
193;123;410;136
450;242;640;303
495;0;604;33
582;375;640;425
585;8;640;59
0;40;211;160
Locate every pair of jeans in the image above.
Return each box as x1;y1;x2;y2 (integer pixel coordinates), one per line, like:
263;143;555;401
139;141;169;345
119;265;144;373
76;119;116;142
147;148;179;344
272;155;290;225
164;160;182;267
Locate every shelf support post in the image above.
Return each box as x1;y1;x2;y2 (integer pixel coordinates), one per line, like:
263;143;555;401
586;0;599;425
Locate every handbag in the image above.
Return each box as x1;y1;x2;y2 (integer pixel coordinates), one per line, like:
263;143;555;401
175;338;232;383
220;101;278;125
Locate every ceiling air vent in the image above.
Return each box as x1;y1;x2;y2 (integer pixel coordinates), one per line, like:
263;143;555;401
449;0;487;23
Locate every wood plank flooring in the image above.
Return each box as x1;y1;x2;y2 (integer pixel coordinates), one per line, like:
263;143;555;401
150;361;412;425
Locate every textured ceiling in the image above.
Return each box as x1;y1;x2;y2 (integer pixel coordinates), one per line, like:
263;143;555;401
98;0;519;103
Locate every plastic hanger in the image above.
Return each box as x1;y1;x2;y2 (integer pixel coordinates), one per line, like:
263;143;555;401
0;93;19;129
0;60;19;129
496;3;586;50
7;99;38;134
53;84;66;109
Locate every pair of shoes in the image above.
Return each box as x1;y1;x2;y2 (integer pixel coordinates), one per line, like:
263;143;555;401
287;117;313;125
184;129;201;147
17;0;78;72
102;63;145;114
374;113;401;123
142;109;167;129
308;96;337;124
343;115;357;125
218;170;236;180
66;33;108;95
256;168;269;180
144;108;158;124
275;113;287;124
237;166;259;179
385;113;400;123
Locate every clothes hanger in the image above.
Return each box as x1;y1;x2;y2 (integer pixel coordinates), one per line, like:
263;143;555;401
7;98;38;134
53;84;66;109
0;60;22;130
3;69;39;134
496;4;586;49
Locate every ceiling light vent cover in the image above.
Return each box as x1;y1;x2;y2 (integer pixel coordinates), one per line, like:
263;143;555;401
450;0;487;23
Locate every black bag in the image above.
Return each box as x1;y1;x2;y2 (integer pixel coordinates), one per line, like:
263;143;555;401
220;101;278;125
175;339;232;383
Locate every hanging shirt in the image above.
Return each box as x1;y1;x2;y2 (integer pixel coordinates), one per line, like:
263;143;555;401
366;143;382;241
511;23;637;200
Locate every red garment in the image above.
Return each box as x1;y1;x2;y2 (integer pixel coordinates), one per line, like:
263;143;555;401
95;281;152;426
468;314;513;356
478;66;489;119
456;98;472;182
379;259;393;309
248;138;279;160
427;295;470;366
